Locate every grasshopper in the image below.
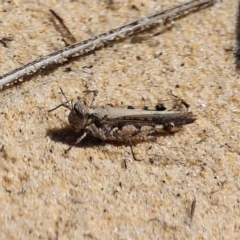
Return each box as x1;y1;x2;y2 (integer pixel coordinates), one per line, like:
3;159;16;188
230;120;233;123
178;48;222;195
50;90;196;146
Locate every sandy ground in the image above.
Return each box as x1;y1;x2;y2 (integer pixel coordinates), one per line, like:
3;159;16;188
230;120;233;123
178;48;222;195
0;0;239;239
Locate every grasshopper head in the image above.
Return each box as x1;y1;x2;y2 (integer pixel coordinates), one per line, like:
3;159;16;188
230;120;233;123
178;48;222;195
68;102;89;131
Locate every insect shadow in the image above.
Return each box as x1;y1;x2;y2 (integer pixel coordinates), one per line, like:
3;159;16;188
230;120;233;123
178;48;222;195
46;126;174;151
46;127;103;148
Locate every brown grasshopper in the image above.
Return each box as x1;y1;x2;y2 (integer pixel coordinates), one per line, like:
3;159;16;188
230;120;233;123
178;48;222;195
50;90;196;147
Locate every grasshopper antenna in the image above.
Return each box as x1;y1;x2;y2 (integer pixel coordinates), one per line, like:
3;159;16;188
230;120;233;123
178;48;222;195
48;87;73;112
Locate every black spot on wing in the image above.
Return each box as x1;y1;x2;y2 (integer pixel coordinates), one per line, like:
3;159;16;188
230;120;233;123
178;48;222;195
133;124;142;130
127;105;135;109
155;103;166;111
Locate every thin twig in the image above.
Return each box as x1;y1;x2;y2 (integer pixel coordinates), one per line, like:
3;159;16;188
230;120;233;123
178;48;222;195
189;198;196;226
0;37;13;48
49;9;76;45
0;0;215;89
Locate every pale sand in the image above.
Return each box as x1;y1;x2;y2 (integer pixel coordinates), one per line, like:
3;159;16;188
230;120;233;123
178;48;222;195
0;1;239;239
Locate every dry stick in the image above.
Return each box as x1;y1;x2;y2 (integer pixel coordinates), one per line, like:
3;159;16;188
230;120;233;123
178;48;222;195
49;9;77;45
0;37;13;48
189;198;196;226
0;0;215;89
